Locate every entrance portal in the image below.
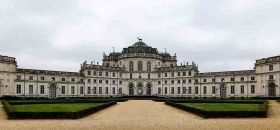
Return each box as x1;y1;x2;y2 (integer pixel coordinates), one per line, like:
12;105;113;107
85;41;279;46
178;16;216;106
268;83;276;97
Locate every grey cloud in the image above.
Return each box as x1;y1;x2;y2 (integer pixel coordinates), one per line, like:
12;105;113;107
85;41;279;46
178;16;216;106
0;0;280;72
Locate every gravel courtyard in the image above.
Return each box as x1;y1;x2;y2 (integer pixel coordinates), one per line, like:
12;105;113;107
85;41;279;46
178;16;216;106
1;100;280;130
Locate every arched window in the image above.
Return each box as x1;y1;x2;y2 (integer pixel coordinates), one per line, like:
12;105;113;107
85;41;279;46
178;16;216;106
138;61;143;71
129;61;134;71
147;61;151;71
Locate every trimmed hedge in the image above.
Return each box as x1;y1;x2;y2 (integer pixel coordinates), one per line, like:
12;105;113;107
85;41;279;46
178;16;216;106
5;98;128;105
2;100;117;119
155;99;265;104
165;100;268;118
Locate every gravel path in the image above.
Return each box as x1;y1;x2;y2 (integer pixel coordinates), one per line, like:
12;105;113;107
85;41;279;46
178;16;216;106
0;100;280;130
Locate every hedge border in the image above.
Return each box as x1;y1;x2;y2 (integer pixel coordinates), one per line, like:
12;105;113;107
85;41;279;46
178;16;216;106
154;99;265;104
165;100;268;118
2;100;117;119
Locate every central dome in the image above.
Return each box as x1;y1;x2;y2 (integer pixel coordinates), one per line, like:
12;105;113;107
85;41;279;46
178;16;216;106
132;41;148;47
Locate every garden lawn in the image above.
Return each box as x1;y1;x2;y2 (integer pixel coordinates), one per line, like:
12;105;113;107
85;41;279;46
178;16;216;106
12;103;103;112
180;103;263;111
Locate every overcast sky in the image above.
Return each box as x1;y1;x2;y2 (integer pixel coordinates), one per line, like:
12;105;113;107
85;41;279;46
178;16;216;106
1;0;280;72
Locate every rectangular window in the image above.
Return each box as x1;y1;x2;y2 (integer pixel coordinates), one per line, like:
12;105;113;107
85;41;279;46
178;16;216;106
40;77;44;80
203;79;207;82
195;79;198;83
241;77;244;81
195;87;198;94
130;73;133;79
106;72;109;76
269;65;273;71
212;86;216;94
251;85;255;94
183;80;186;84
106;80;109;84
93;71;96;76
212;78;216;82
158;81;161;84
203;86;207;94
99;87;102;94
231;86;235;94
148;73;150;79
105;87;109;94
188;79;192;83
29;85;33;94
183;87;187;94
221;78;225;82
51;77;55;81
93;87;97;94
113;80;116;84
80;87;84;94
29;76;33;80
119;88;122;94
40;85;44;94
87;79;91;83
177;80;181;84
177;72;181;76
171;80;174;84
231;77;235;81
251;77;255;81
87;87;91;94
240;85;244;94
165;80;168;84
112;73;115;77
183;72;186;76
177;87;181;94
158;88;161;94
188;87;192;94
269;75;274;80
61;86;65;94
158;73;161;78
99;72;102;76
119;81;122;85
71;78;75;82
112;87;115;94
16;85;21;94
88;71;91;75
62;78;66;82
71;86;75;94
165;73;168;77
99;80;102;84
171;87;174;94
165;87;167;94
188;71;192;76
16;75;21;80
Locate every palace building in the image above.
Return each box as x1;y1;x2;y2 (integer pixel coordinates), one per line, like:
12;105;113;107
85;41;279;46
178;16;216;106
0;39;279;98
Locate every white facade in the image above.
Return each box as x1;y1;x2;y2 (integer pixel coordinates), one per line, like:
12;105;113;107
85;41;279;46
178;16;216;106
0;39;280;98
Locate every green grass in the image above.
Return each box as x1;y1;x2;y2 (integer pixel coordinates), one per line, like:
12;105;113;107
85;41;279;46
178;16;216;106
180;103;263;111
12;103;103;112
